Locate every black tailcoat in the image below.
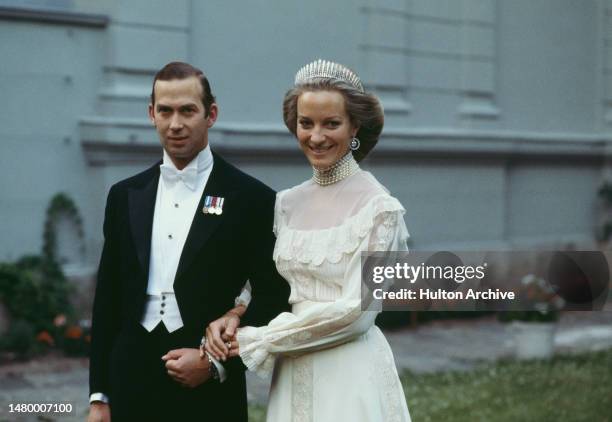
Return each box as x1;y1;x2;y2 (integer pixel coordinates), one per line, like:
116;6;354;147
89;151;290;421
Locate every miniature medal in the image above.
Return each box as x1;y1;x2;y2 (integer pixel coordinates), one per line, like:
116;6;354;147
203;196;225;215
214;197;224;215
202;195;213;214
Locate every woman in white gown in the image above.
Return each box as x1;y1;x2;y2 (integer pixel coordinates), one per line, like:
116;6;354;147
206;59;411;422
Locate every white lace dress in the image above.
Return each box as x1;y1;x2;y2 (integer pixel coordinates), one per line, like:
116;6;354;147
237;170;411;422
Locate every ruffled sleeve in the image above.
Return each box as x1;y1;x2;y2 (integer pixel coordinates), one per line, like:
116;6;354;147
272;189;287;237
237;195;409;376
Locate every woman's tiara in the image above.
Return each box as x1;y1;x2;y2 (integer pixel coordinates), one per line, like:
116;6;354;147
294;59;364;92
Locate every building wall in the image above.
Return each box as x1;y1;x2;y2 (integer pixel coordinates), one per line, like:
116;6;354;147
0;0;608;275
0;14;106;264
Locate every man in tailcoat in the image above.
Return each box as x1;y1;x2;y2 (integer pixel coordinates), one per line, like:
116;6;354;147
88;62;290;421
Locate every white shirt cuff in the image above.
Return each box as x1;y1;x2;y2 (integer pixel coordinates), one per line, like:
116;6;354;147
89;393;109;404
234;287;252;307
208;352;227;383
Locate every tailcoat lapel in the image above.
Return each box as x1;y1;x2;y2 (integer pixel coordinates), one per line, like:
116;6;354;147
175;155;237;283
127;165;160;282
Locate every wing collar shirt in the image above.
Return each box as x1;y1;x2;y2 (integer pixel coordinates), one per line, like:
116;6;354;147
142;145;213;332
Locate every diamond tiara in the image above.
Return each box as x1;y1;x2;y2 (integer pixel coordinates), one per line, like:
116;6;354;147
294;59;364;92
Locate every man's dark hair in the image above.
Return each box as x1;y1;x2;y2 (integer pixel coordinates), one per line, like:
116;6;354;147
151;62;216;116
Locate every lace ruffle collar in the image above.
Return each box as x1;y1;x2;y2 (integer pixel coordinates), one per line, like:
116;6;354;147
273;193;407;265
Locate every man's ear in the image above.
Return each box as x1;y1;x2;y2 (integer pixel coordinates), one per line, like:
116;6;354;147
148;103;155;125
206;103;218;128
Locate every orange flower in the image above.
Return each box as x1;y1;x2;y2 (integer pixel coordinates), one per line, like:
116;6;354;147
36;331;55;346
64;326;83;339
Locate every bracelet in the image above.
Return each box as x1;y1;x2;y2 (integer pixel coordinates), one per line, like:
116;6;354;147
199;335;207;359
206;353;220;381
199;335;219;381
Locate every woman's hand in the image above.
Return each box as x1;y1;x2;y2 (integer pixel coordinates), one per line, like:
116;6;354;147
205;305;245;361
226;339;240;358
209;337;241;359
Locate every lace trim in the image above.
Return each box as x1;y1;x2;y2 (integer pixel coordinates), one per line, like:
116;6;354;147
237;327;276;377
370;211;400;252
292;355;314;422
273;194;407;265
371;326;410;421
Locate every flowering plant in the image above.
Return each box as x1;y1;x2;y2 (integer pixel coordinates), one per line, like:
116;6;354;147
32;315;91;356
62;319;91;356
498;274;565;323
35;330;55;347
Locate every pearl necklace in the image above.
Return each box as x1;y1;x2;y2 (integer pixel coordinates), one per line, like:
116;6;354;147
312;153;360;186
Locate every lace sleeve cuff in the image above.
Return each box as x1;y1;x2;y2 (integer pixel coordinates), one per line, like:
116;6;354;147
237;326;276;377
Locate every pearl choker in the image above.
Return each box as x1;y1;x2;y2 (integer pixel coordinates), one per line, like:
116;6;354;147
312;153;360;186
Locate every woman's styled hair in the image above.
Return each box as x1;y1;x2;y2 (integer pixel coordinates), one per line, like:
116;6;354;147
282;77;384;162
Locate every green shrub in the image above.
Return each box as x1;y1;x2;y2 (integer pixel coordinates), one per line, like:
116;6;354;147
0;256;74;355
62;324;91;357
0;319;37;358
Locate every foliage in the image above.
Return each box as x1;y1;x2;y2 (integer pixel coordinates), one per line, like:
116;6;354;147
0;319;37;358
0;256;74;331
247;405;267;422
0;256;74;356
401;349;612;422
248;349;612;422
0;193;86;358
42;192;85;264
497;274;564;323
61;321;91;357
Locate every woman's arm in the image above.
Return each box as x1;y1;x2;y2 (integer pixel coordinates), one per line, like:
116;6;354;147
237;200;409;375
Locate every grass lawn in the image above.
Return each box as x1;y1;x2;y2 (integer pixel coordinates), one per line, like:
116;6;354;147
248;348;612;422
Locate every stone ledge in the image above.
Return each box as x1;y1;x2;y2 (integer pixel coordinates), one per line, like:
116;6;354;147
79;117;612;165
0;6;108;28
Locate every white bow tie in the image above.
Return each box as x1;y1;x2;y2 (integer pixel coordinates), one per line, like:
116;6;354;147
160;165;198;190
